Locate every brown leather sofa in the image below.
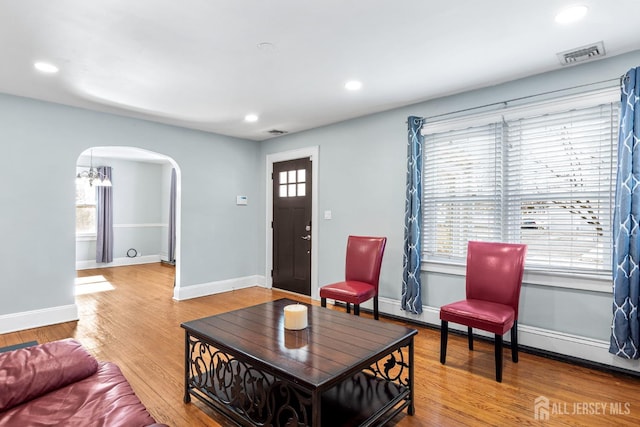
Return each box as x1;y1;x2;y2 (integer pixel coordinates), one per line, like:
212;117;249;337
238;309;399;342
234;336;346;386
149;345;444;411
0;338;166;426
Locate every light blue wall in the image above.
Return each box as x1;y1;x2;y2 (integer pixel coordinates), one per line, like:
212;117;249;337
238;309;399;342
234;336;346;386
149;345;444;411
0;95;261;315
107;158;164;223
107;158;166;261
259;50;640;344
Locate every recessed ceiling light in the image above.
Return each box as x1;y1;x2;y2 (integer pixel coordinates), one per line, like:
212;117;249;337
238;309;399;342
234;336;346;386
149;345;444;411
244;114;259;122
555;5;588;24
34;61;59;73
345;80;362;91
256;42;275;51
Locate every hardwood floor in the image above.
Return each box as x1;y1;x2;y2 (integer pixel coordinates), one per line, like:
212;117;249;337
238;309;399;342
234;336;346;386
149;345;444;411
1;263;638;426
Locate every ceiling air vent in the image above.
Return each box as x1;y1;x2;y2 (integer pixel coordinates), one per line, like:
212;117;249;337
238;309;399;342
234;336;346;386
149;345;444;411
557;41;605;66
268;129;288;136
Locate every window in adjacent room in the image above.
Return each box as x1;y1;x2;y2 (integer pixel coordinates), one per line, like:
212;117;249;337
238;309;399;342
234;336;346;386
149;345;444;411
76;168;97;237
422;89;619;276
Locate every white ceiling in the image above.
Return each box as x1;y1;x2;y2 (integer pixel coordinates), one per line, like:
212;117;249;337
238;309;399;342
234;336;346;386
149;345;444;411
1;1;639;142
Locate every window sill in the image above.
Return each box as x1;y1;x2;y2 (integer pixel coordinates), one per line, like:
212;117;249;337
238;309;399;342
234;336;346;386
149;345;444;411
422;260;612;294
76;234;97;242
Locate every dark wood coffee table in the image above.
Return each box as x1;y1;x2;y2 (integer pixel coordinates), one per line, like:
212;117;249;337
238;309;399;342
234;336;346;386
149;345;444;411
181;298;417;426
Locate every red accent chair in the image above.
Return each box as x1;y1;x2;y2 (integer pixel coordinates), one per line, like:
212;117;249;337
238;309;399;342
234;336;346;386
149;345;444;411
440;241;527;382
320;236;387;320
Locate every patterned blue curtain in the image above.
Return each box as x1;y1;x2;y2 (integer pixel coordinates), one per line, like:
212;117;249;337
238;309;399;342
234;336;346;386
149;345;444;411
611;67;640;359
402;116;424;314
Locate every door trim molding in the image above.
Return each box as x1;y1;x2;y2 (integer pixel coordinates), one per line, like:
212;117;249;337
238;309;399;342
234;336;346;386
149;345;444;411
266;147;319;299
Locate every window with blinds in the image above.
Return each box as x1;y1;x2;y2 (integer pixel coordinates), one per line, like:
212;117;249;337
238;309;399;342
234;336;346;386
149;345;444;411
423;123;504;259
423;93;619;274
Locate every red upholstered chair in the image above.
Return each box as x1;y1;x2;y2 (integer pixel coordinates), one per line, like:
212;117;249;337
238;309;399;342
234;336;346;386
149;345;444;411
440;241;527;382
320;236;386;320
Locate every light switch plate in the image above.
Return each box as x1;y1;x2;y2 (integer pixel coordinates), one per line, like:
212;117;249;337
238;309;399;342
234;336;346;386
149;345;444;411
236;195;248;205
324;210;332;220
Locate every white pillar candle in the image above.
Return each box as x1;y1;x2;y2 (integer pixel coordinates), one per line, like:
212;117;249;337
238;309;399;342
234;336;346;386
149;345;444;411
284;304;308;330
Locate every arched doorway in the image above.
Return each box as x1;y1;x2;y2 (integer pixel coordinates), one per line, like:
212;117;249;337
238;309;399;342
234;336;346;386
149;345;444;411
74;146;182;292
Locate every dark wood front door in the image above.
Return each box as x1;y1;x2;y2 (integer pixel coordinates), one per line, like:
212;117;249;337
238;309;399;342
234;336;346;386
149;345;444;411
272;158;312;295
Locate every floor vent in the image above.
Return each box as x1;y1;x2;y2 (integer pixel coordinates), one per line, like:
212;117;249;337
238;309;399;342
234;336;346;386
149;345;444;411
557;41;605;66
268;129;288;136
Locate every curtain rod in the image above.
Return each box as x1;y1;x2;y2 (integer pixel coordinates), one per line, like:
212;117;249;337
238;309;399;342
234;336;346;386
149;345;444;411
412;76;621;123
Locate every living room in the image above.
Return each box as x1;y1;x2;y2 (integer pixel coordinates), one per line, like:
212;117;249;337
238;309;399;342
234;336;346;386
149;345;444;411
1;2;640;426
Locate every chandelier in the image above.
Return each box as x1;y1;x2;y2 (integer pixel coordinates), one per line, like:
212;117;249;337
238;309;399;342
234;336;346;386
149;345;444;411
76;150;112;187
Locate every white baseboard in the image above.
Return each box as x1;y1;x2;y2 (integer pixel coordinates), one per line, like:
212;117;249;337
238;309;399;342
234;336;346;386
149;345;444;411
76;255;161;270
0;304;78;334
173;275;266;301
372;297;640;374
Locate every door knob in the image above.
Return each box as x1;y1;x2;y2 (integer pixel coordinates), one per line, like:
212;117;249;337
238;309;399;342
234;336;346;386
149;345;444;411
301;235;311;240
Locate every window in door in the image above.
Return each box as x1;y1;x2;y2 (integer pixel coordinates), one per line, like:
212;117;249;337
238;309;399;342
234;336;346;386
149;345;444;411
278;169;306;198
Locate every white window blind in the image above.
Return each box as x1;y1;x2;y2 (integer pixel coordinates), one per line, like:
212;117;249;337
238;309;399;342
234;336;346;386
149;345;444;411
423;123;504;260
505;104;618;272
422;94;619;274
